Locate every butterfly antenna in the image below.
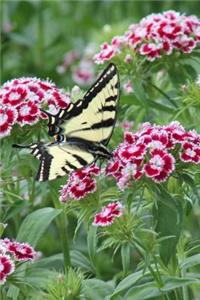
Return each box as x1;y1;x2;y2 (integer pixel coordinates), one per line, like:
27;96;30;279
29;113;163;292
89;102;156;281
40;109;53;117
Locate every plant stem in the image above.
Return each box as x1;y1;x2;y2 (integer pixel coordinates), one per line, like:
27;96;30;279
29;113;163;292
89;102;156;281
150;82;178;108
181;268;189;300
53;196;71;271
60;211;71;270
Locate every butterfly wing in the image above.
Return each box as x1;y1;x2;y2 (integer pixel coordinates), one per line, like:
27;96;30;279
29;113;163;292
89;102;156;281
13;142;95;181
44;63;120;145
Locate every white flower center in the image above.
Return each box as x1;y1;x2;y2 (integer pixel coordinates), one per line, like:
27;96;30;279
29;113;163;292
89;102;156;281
9;92;20;101
20;105;30;116
0;114;8;125
0;262;4;272
163;24;174;34
186;148;196;157
102;207;111;217
150;155;164;170
78;182;86;191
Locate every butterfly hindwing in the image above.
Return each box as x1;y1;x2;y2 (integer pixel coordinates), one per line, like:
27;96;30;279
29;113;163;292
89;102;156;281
22;142;95;181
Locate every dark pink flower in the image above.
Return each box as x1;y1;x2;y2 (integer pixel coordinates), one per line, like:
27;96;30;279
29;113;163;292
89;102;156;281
72;60;95;86
3;86;27;107
94;10;200;62
60;164;100;202
17;101;39;125
106;121;200;188
93;202;123;226
0;77;72;136
144;148;175;182
123;80;133;94
6;240;36;261
180;142;200;164
121;120;134;131
0;105;17;137
119;144;146;163
0;254;15;284
94;42;118;64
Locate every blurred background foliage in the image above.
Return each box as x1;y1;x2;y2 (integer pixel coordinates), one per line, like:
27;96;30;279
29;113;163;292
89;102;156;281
2;0;200;85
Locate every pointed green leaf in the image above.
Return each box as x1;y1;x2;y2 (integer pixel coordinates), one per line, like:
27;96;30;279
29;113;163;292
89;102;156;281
16;207;62;246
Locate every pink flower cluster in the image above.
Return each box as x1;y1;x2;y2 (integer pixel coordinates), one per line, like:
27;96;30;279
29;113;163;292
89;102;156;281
0;238;36;284
57;44;97;86
94;10;200;63
93;202;123;227
72;60;96;86
56;50;80;74
106;121;200;189
0;77;71;137
60;164;100;202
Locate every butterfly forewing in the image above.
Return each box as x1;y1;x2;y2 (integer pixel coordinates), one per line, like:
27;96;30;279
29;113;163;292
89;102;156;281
54;63;119;145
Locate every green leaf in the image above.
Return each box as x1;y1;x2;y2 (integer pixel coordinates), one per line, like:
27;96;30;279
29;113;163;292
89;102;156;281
87;226;97;264
153;188;183;265
83;279;114;300
31;253;64;269
7;285;20;300
16;207;62;247
125;277;199;300
121;244;130;275
125;281;160;300
180;254;200;270
110;270;147;298
71;250;95;273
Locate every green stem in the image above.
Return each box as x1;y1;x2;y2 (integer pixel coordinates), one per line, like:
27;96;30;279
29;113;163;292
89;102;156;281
181;268;189;300
53;196;71;271
150;82;178;108
132;238;163;287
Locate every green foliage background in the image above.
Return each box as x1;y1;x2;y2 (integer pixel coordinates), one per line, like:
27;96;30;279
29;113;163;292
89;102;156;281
1;1;200;299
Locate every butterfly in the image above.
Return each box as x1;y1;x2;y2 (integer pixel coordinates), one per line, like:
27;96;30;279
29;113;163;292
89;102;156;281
13;63;120;181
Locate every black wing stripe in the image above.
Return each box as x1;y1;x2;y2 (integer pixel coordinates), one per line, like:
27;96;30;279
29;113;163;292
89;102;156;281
91;118;114;129
105;95;117;103
98;105;116;112
72;154;88;166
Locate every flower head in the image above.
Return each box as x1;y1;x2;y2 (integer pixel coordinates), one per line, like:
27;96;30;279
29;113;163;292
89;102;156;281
60;164;100;202
94;10;200;63
106;121;200;189
93;202;123;226
0;105;17;137
3;239;36;261
0;77;71;137
0;254;15;285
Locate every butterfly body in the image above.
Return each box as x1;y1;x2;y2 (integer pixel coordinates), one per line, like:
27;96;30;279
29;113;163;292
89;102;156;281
13;63;120;181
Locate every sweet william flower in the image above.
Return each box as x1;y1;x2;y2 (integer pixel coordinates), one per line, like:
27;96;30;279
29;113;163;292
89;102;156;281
180;141;200;164
106;121;200;189
0;254;15;285
17;100;39;125
3;239;36;261
60;164;100;202
0;77;72;137
123;80;134;94
143;148;175;182
0;105;17;137
93;202;123;226
94;10;200;63
72;60;96;86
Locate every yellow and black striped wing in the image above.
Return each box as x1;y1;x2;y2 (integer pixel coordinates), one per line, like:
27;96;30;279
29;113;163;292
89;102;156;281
29;142;95;181
46;63;120;145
